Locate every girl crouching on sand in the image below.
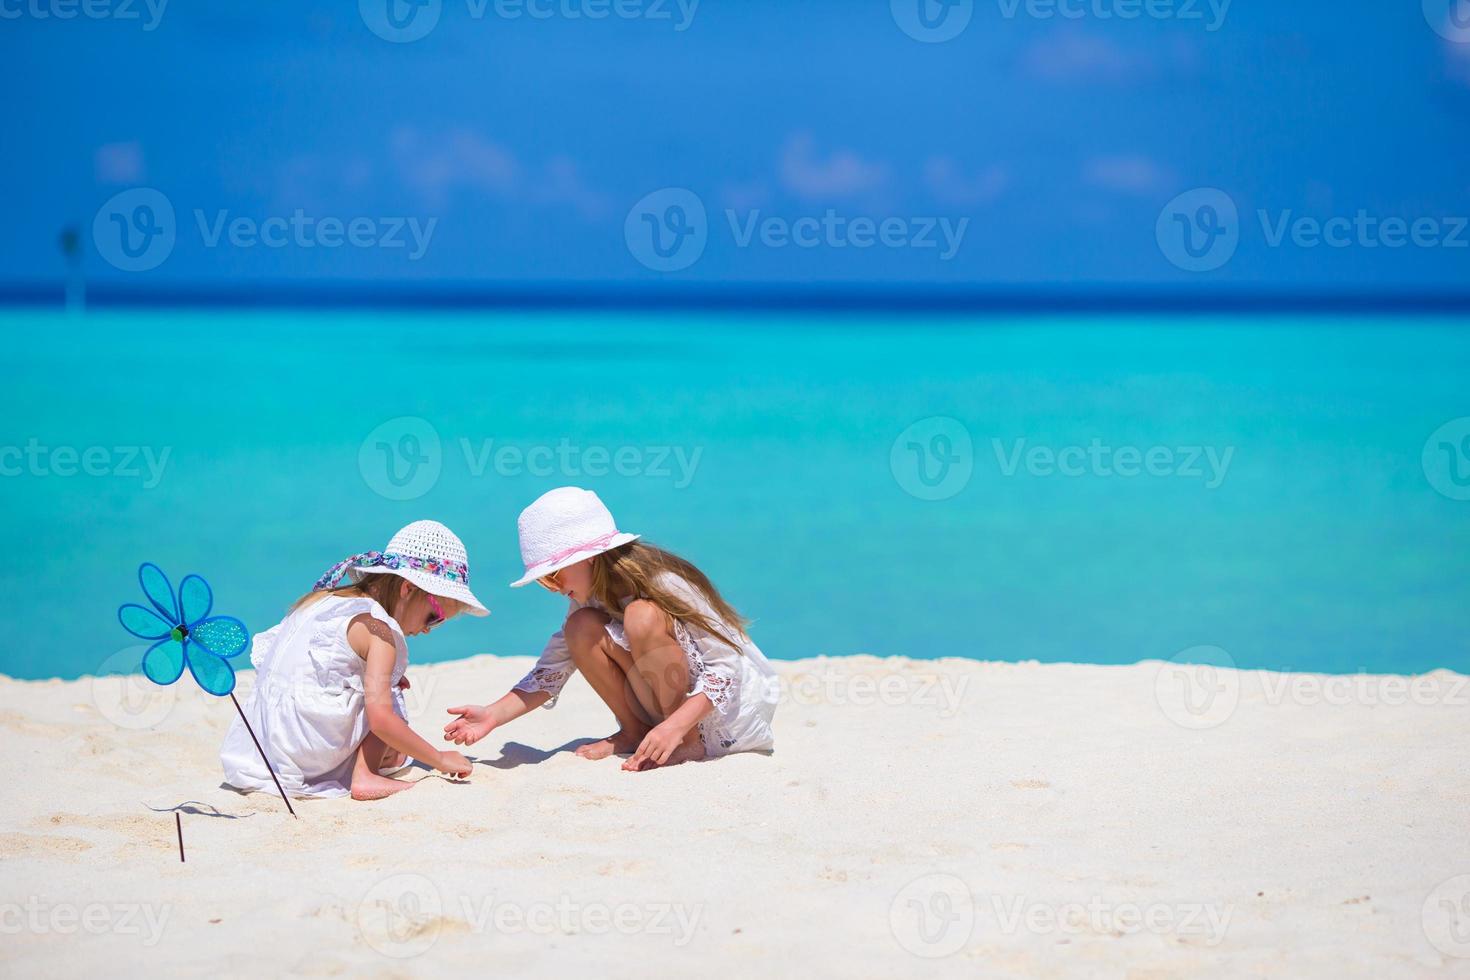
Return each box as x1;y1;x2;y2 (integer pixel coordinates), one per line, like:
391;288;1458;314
221;521;486;800
444;487;778;770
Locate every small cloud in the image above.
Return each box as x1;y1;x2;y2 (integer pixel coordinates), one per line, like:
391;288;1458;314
390;128;607;219
392;127;519;209
1083;154;1171;195
778;132;888;200
718;180;773;211
924;157;1008;206
530;155;611;220
95;142;144;184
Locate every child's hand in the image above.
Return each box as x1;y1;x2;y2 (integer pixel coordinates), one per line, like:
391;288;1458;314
623;723;684;772
443;704;496;746
435;750;473;778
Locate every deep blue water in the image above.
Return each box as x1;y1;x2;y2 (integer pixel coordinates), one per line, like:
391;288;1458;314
2;309;1467;680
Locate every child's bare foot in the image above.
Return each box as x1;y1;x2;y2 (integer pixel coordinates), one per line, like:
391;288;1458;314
575;730;645;760
350;771;414;801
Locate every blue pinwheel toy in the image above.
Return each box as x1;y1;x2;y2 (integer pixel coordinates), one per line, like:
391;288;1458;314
117;563;297;817
118;563;250;696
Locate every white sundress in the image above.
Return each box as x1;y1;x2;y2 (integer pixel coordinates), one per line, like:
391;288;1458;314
514;572;780;756
220;595;410;799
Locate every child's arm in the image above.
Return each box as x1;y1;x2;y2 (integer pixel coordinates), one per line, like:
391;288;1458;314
444;616;579;745
443;689;548;745
349;615;472;777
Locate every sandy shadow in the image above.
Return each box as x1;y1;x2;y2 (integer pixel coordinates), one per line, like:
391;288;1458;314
476;738;603;770
147;801;255;819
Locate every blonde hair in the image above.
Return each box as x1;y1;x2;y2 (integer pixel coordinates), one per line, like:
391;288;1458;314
587;541;749;650
290;572;425;619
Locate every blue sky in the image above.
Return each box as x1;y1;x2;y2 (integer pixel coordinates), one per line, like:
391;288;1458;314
4;0;1469;291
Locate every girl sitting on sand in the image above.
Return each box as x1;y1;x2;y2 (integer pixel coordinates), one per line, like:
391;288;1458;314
221;521;486;800
444;487;778;770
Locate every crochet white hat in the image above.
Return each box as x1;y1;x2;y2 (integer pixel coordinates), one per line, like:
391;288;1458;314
316;520;489;616
510;487;640;588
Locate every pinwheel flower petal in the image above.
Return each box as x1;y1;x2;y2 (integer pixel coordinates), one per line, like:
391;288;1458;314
119;603;173;640
185;640;237;696
179;574;214;627
142;637;186;686
139;563;180;623
190;616;249;659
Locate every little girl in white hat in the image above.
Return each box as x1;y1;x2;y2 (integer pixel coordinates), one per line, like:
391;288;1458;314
444;487;778;770
221;520;488;800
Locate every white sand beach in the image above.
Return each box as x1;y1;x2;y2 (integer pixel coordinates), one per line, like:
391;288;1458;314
1;654;1466;978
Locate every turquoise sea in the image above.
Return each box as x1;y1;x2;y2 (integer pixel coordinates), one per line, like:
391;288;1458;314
2;309;1467;680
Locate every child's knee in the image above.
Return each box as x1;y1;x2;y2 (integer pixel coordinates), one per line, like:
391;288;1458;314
565;607;611;654
622;600;671;647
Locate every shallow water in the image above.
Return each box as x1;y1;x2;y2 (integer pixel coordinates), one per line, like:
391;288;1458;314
2;309;1467;679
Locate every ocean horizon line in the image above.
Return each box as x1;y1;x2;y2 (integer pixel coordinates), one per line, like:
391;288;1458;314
6;281;1470;314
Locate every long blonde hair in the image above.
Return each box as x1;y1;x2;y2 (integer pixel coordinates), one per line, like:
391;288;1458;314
290;572;424;619
588;541;749;650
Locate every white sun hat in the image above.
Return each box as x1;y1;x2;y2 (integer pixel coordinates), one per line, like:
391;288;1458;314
313;520;489;616
510;487;640;587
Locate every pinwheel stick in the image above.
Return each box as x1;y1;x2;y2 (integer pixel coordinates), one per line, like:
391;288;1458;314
175;811;185;862
228;693;298;819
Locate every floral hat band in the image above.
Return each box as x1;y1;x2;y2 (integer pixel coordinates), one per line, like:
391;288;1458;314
313;550;471;593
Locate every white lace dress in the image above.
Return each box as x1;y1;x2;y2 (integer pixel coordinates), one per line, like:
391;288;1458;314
220;595;410;799
513;572;779;756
